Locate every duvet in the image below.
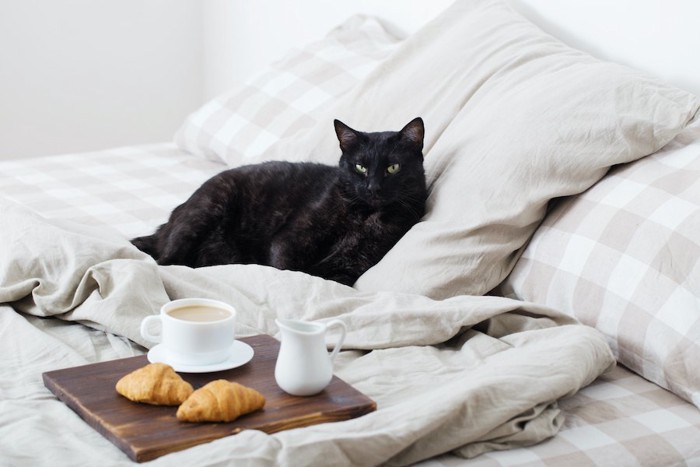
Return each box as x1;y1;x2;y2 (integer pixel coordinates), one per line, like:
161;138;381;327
0;202;613;465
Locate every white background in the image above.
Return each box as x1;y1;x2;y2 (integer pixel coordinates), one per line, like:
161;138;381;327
0;0;202;159
1;0;698;160
0;0;451;160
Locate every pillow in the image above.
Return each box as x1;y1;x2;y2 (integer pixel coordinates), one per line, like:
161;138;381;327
244;0;700;299
175;15;401;166
499;117;700;407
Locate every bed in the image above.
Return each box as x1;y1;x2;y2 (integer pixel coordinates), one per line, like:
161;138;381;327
2;0;700;465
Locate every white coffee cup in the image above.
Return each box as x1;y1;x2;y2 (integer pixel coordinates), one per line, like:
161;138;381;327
140;298;237;366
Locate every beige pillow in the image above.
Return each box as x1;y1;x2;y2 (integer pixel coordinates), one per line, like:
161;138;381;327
174;15;401;167
500;118;700;407
248;0;699;299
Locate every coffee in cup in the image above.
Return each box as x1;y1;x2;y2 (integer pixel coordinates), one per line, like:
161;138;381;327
140;298;237;366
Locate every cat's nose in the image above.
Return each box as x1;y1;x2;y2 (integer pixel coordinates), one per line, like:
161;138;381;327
368;180;382;196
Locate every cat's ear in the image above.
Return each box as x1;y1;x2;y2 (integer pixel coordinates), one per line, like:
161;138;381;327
399;117;424;150
334;120;359;152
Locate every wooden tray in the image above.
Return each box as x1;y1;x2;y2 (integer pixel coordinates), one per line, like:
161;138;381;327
43;334;376;462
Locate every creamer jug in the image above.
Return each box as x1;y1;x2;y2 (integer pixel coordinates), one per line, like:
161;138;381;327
274;318;346;396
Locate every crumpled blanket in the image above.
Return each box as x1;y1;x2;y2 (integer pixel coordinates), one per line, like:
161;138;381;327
0;203;614;466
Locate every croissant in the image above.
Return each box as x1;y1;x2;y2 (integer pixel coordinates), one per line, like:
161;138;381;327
176;380;266;423
116;362;193;406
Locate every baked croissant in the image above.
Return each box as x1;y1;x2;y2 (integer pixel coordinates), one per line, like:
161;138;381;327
176;380;266;422
116;362;193;406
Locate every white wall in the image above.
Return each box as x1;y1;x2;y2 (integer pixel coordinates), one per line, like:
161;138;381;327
0;0;452;160
0;0;202;159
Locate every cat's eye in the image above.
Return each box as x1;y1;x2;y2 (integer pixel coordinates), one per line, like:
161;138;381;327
386;163;401;175
355;164;368;175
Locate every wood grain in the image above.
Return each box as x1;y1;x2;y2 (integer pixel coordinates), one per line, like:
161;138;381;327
43;334;376;462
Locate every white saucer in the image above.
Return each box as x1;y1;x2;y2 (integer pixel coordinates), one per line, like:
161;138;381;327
147;340;254;373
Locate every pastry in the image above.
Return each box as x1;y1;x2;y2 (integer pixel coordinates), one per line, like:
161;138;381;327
115;362;193;406
176;380;265;422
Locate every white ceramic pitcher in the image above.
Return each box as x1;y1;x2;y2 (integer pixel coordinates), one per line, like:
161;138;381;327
274;318;347;396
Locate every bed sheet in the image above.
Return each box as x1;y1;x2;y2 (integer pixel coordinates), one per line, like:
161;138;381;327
1;145;700;466
426;365;700;466
0;143;224;239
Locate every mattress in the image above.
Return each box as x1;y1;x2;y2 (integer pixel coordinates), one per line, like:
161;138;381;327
2;143;699;465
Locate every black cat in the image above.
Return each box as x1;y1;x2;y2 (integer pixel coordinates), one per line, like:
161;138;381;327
131;118;427;286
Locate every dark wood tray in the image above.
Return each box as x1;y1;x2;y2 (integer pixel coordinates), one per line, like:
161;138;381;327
43;334;376;462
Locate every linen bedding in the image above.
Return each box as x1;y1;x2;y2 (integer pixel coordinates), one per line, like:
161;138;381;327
3;0;700;465
2;195;614;466
2;145;700;466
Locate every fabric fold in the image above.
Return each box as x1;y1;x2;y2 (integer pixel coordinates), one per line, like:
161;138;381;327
0;202;615;465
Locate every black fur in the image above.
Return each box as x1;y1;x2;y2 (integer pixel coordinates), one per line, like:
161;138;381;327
131;118;427;285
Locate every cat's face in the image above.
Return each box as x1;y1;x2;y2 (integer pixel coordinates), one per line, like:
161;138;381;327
335;118;426;209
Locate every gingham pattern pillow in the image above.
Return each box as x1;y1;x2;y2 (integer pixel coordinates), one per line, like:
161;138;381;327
500;117;700;408
175;15;400;166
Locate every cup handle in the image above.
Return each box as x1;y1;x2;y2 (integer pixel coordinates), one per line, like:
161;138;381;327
326;319;346;362
140;315;163;343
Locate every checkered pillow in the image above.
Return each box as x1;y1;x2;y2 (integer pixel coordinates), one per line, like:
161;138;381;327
175;15;400;166
500;117;700;408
